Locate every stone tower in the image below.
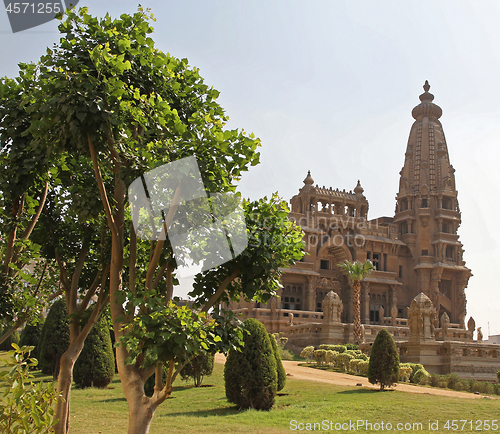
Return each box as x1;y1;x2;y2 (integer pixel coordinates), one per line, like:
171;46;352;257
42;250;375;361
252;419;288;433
394;81;471;326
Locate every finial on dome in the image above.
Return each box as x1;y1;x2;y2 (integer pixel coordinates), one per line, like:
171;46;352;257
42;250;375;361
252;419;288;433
412;80;442;120
354;179;364;195
303;170;314;185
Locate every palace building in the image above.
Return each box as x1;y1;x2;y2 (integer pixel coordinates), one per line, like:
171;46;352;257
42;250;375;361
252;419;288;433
232;81;471;328
227;82;500;379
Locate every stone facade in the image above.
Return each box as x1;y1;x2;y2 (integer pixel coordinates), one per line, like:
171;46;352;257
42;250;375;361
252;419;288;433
227;82;500;380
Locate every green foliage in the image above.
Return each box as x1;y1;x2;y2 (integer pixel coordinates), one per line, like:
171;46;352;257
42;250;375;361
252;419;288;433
300;346;315;362
73;309;115;388
0;327;20;351
413;368;431;385
268;333;286;391
38;299;69;378
224;319;277;410
119;301;241;369
367;328;400;390
180;353;215;387
190;195;305;308
318;344;347;353
497;371;500;383
337;260;375;284
0;344;61;433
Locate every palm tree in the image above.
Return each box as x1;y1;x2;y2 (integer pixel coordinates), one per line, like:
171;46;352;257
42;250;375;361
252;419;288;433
337;260;375;343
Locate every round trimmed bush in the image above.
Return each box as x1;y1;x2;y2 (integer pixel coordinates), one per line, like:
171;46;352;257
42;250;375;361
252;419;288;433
224;318;277;410
0;327;20;351
300;346;314;362
269;333;286;391
73;308;115;388
367;328;400;390
313;349;327;365
38;299;70;378
444;374;460;390
413;368;431;385
180;352;215;387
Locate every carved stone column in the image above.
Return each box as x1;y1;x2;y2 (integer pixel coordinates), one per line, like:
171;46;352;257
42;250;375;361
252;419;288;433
306;275;317;312
389;284;398;320
430;267;443;310
361;281;370;324
456;272;469;326
416;268;431;296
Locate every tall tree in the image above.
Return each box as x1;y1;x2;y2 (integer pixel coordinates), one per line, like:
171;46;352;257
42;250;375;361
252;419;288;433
0;64;60;345
27;7;304;434
337;260;375;343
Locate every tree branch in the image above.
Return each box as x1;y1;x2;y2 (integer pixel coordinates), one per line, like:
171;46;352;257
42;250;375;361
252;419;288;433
88;133;117;237
0;318;24;346
20;181;49;241
201;269;240;313
145;182;182;291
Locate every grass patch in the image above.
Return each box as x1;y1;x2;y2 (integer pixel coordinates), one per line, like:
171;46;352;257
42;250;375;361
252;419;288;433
2;352;499;433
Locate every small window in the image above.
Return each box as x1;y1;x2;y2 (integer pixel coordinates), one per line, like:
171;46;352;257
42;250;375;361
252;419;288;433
422;250;428;256
421;198;428;208
290;297;295;303
320;260;329;270
284;297;289;302
398;266;403;278
372;253;380;271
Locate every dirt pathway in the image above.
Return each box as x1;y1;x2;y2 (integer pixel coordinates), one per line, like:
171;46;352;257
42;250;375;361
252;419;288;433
215;354;494;400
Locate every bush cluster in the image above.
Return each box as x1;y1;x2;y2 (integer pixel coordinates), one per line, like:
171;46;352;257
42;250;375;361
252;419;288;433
301;344;369;373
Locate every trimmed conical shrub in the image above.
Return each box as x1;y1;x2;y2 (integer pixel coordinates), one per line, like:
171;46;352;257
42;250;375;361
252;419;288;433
368;328;400;390
38;299;70;378
269;333;286;391
73;307;115;388
19;315;45;359
224;318;277;410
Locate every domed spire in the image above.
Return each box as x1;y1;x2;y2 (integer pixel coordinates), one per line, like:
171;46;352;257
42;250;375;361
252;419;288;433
354;179;364;195
303;170;314;186
412;80;442;120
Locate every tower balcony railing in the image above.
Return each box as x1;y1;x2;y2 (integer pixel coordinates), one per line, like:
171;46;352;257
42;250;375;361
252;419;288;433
432;233;459;243
394;209;416;221
434;208;461;220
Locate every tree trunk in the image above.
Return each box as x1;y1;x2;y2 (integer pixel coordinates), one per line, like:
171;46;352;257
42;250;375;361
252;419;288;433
352;282;361;343
53;341;85;434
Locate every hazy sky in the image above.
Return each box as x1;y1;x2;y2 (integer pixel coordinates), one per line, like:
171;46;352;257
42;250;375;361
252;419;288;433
1;1;499;336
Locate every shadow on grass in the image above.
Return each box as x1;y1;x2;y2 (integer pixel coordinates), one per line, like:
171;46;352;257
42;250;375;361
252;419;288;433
160;405;241;418
98;397;127;403
337;388;395;395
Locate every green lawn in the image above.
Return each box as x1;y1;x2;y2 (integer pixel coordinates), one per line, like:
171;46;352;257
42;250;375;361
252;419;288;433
2;351;499;434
